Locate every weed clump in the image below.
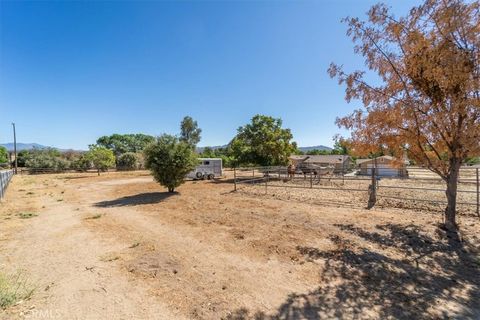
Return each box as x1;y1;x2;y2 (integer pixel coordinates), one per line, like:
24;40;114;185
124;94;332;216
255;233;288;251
0;271;35;309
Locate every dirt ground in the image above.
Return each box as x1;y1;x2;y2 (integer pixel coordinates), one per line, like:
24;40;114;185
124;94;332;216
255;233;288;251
1;171;479;319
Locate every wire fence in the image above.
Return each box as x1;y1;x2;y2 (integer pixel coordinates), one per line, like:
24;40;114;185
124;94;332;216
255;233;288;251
19;168;118;175
0;169;14;200
232;166;480;216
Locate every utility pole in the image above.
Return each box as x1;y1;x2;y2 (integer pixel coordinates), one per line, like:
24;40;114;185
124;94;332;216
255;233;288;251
12;123;17;174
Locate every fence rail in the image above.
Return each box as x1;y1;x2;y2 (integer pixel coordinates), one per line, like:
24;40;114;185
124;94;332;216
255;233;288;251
232;166;480;216
19;168;116;175
0;169;14;200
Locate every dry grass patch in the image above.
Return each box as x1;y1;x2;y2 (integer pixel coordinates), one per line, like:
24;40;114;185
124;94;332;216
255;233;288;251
0;271;35;309
85;213;103;220
17;212;38;219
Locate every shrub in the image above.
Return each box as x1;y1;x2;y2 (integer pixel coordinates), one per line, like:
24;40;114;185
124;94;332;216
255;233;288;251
0;271;35;309
116;152;139;171
143;134;197;192
15;150;30;167
0;146;8;164
24;148;69;171
70;154;92;172
86;145;115;175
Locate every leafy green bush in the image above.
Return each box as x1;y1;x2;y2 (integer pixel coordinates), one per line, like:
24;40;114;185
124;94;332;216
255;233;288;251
116;152;139;171
466;157;480;166
70;154;92;171
198;147;235;168
144;135;197;192
24;148;69;171
0;146;8;164
15;150;29;167
86;145;115;175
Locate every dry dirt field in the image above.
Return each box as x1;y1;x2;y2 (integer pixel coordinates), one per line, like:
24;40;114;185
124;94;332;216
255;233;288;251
1;171;479;319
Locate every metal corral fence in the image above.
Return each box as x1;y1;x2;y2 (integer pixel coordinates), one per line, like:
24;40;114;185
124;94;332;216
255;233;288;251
0;169;14;200
232;166;480;216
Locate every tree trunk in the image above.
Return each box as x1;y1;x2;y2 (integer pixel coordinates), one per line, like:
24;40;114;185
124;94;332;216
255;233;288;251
168;187;174;193
97;168;100;176
444;159;461;230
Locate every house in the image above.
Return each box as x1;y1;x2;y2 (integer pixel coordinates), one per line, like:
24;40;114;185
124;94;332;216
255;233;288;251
289;154;352;174
356;156;407;177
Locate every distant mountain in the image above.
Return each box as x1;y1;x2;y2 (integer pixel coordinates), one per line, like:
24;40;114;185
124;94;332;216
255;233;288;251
298;145;332;152
196;145;227;153
0;143;50;152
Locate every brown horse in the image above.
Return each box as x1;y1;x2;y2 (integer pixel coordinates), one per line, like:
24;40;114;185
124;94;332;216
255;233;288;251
287;164;296;180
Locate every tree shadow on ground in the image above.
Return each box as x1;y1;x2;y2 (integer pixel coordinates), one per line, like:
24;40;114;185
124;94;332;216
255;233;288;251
226;223;480;319
212;178;236;184
94;192;177;207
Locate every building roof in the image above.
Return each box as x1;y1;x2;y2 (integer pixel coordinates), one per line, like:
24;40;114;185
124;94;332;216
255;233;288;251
355;158;372;165
289;154;350;164
356;155;403;166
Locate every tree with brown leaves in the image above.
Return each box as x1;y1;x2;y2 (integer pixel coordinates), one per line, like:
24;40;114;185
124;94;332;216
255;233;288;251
329;0;479;230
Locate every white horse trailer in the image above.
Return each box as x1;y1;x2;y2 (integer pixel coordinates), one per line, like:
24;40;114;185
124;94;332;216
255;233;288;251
187;158;223;180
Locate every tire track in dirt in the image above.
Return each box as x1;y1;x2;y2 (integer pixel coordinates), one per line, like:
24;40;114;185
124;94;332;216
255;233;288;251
73;176;323;319
1;175;186;320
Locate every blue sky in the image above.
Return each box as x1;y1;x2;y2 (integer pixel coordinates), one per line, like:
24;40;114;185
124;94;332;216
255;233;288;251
0;0;419;150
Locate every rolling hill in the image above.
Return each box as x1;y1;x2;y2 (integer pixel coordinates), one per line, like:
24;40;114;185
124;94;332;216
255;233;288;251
0;143;50;152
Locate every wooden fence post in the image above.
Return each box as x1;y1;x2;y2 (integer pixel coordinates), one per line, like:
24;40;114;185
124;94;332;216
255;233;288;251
265;174;268;194
234;167;237;192
476;168;479;217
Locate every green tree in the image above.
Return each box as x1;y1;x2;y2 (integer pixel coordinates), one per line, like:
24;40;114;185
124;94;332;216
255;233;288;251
198;146;236;168
466;157;480;166
180;116;202;148
116;152;140;171
229;114;297;166
331;136;349;155
70;153;92;172
200;146;215;158
24;148;69;171
144;134;197;192
307;149;332;155
16;150;30;167
96;134;155;157
0;146;8;164
87;145;115;175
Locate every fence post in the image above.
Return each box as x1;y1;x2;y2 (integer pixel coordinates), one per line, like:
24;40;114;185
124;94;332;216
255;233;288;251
367;167;377;209
310;173;313;188
252;168;255;178
234;167;237;192
0;172;4;200
476;168;479;217
265;173;268;194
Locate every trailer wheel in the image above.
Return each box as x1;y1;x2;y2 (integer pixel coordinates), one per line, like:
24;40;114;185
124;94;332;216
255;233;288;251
207;174;214;180
195;171;203;180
